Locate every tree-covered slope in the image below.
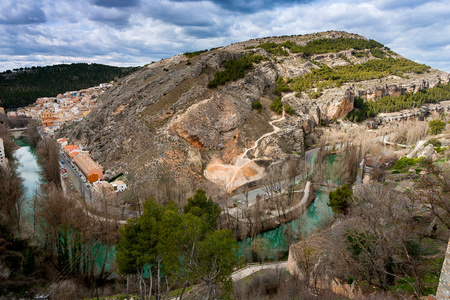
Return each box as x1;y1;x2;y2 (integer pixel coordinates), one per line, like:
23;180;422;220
0;63;139;109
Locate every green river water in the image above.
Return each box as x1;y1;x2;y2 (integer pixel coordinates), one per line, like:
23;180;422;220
14;143;117;276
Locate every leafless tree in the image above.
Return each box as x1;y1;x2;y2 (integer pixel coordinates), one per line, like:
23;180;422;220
0;123;16;160
0;164;24;234
252;194;262;238
35;183;120;283
322;183;428;297
251;237;271;264
262;164;285;218
26;120;41;148
341;142;362;185
413;160;450;230
37;137;61;188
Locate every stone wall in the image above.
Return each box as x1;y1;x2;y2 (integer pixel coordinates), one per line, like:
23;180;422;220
436;238;450;300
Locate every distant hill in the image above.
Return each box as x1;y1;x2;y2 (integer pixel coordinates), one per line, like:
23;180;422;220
0;63;140;109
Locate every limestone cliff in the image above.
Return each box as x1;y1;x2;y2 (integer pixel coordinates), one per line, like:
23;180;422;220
58;31;449;189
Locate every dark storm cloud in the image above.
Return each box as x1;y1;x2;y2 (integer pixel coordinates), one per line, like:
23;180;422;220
88;9;131;27
182;26;224;38
140;1;218;27
171;0;313;13
92;0;140;8
0;1;46;25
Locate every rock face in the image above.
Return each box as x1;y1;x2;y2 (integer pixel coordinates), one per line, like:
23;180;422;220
59;31;449;189
169;94;250;151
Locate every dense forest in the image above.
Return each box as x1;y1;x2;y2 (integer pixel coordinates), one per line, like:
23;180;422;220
0;63;139;109
252;37;387;57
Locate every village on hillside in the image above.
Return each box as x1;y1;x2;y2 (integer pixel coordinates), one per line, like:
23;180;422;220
0;82;127;198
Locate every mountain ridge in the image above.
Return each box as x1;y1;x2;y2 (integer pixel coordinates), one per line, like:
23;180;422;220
58;31;450;191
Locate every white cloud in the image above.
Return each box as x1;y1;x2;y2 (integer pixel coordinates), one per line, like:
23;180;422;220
0;0;449;72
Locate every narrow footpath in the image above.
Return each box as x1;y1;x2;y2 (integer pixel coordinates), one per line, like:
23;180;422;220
205;112;286;192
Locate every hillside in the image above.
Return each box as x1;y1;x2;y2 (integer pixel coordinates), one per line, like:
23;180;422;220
0;63;139;109
58;31;450;192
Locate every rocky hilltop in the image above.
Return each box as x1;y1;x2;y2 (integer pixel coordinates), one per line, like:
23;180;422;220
59;31;449;190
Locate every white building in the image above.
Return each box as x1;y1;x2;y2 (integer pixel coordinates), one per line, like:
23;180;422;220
0;138;8;168
111;180;127;192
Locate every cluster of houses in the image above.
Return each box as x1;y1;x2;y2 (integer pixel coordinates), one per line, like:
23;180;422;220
2;82;128;199
57;138;127;197
6;83;112;135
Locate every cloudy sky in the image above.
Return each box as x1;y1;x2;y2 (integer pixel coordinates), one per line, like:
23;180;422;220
1;0;449;72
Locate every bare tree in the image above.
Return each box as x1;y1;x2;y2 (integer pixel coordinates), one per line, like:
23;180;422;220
35;183;120;283
0;123;16;160
0;164;24;234
413;160;450;230
37;138;61;188
262;164;285;218
322;183;429;297
252;194;262;238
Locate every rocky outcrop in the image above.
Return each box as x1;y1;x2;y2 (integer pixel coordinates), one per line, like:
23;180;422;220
317;71;450;121
169;94;250;150
378;100;450;123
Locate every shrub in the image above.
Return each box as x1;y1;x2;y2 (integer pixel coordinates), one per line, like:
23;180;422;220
276;76;292;92
258;42;289;56
271;97;283;114
252;100;262;112
370;48;386;58
184;49;208;58
353;51;368;58
284;103;295;115
328;184;353;215
428;119;446;135
207;53;265;88
310;91;322;99
426;138;442;148
392;156;427;172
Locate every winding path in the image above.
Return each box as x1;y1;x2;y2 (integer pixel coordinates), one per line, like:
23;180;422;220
204;112;285;192
231;261;288;281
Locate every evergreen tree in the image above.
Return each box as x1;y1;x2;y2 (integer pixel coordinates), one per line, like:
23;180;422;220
328;184;353;215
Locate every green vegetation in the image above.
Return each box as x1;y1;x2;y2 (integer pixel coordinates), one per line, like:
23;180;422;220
426;138;446;153
353;51;368;58
428;119;446;135
328;184;353;215
284;103;295;115
183;49;208;58
427;138;442;148
271;97;283;114
252;100;262;112
270;76;294;115
291;58;429;97
370;47;386;58
116;189;240;300
258;42;289;56
392;156;428;173
273;76;292;96
258;37;386;57
347;83;450;122
0;64;139;109
207;52;266;88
